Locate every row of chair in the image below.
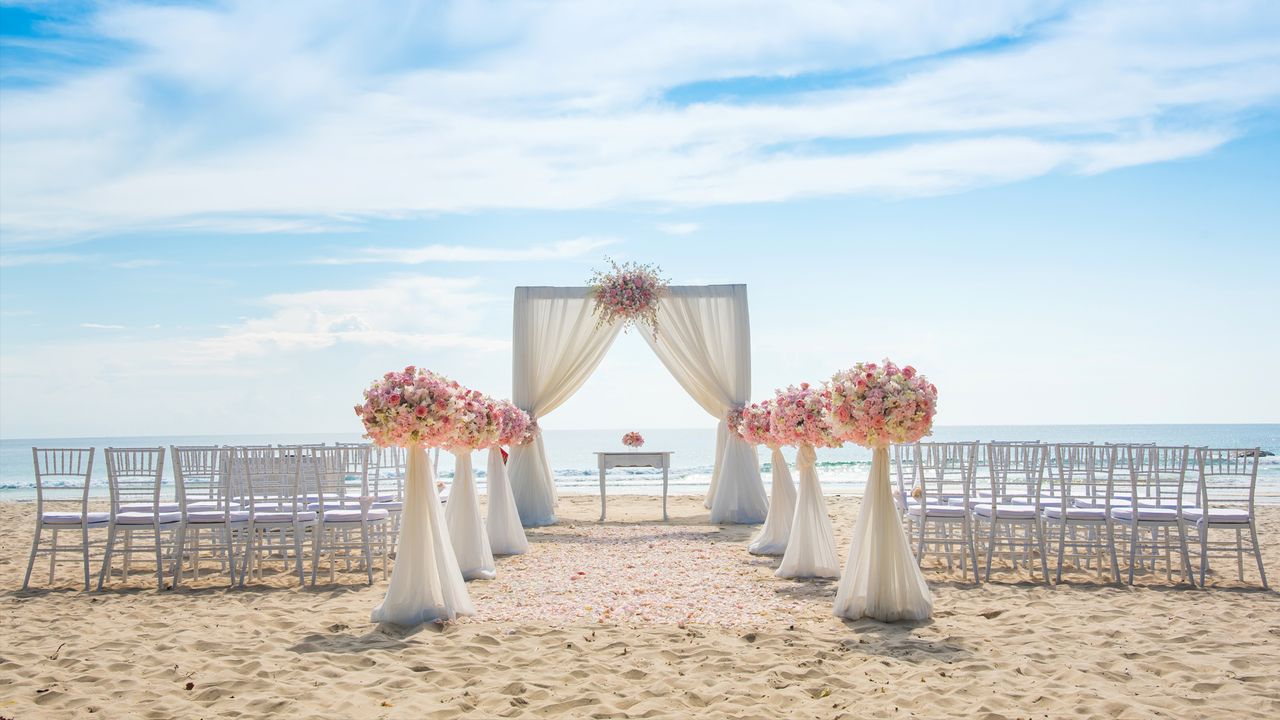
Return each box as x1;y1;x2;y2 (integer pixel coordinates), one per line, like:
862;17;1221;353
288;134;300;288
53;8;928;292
892;442;1269;587
23;444;409;591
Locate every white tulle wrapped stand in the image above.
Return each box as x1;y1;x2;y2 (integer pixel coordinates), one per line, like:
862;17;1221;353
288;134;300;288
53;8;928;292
775;444;840;578
444;450;496;581
833;446;933;621
371;446;474;625
749;447;797;556
485;448;529;555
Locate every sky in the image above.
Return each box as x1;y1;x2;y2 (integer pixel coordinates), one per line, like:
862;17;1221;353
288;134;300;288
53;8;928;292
1;0;1278;439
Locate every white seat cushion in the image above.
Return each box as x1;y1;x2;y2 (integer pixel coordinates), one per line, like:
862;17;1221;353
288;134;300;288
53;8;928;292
186;510;250;523
372;500;403;512
323;508;390;523
1183;508;1251;524
1044;506;1107;520
1111;507;1178;521
120;502;180;514
307;501;361;511
116;511;182;525
1013;497;1062;507
907;503;966;518
1073;497;1131;509
186;500;224;511
252;511;317;523
43;511;109;525
973;503;1037;519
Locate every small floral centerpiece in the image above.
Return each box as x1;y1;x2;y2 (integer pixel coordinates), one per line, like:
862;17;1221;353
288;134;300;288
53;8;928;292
355;366;464;448
622;431;645;449
770;383;841;449
828;359;937;448
733;400;780;449
588;257;669;334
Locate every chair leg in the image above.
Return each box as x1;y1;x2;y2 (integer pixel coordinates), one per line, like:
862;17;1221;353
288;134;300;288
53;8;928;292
48;528;58;584
1199;521;1209;588
1175;521;1194;587
98;525;118;590
965;518;980;584
1249;521;1268;589
1055;522;1067;584
311;526;321;587
81;524;92;591
362;522;374;585
1236;528;1245;582
1106;522;1120;584
153;530;166;591
1036;520;1050;584
984;519;996;582
23;524;42;590
1127;523;1139;585
293;526;306;586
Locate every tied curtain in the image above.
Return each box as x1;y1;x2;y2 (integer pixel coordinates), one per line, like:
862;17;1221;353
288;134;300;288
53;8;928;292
507;287;622;526
507;284;768;527
641;285;768;524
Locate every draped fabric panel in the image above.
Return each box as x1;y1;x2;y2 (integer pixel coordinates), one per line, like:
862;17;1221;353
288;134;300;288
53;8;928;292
371;447;473;624
641;285;768;523
833;447;933;620
776;444;840;578
444;450;496;580
485;448;528;555
748;447;797;555
508;287;622;526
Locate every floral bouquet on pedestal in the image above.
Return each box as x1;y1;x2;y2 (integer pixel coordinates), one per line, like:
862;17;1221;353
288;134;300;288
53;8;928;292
733;400;779;449
828;359;937;449
588;258;669;334
769;383;840;450
354;366;463;448
494;400;533;447
622;431;645;449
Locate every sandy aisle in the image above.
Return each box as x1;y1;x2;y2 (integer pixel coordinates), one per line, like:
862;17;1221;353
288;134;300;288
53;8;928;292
2;495;1278;719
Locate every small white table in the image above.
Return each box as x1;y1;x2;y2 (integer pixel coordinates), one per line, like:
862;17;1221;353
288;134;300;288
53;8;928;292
595;451;673;522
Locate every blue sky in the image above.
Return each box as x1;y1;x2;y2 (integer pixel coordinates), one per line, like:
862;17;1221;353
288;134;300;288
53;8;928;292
1;0;1278;438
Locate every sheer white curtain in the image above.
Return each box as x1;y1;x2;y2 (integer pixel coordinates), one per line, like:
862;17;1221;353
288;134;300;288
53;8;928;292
749;447;797;555
776;444;840;578
508;287;622;526
444;450;495;580
642;285;768;523
485;448;528;555
371;447;473;625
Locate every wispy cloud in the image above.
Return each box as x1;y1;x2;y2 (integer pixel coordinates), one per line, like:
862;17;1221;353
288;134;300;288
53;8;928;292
310;237;617;266
2;1;1278;242
111;259;168;269
81;322;126;330
656;223;699;236
0;253;89;267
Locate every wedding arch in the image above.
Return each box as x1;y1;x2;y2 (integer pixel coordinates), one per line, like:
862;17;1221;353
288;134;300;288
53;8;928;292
506;284;770;527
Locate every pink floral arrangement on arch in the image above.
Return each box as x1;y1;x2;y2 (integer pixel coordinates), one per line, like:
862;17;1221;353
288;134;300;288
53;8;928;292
732;400;780;449
354;366;464;448
770;383;840;449
622;431;645;448
495;400;534;447
588;257;669;334
828;359;938;448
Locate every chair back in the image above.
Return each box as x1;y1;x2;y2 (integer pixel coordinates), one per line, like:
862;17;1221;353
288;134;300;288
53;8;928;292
987;442;1046;504
310;445;370;509
235;446;305;520
171;446;232;513
369;445;406;501
892;443;917;512
1127;445;1191;510
104;447;167;516
1052;443;1107;506
1196;448;1261;514
913;441;978;507
32;447;96;519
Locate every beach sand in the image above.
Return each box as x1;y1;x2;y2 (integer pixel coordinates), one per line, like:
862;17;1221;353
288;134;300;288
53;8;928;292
2;495;1278;719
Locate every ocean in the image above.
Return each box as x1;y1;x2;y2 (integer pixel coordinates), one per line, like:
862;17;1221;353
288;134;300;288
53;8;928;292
2;424;1277;502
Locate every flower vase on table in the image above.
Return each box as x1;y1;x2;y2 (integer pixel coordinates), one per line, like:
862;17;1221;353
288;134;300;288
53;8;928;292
622;431;645;452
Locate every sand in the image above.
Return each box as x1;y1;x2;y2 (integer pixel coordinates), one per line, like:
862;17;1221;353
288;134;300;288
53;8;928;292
2;494;1278;719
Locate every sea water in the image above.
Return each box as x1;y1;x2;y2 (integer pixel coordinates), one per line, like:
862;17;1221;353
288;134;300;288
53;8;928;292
1;425;1277;502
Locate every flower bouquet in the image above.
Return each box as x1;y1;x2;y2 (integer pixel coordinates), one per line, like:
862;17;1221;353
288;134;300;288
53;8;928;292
771;383;840;578
828;359;937;449
622;431;645;449
354;366;464;448
588;257;669;334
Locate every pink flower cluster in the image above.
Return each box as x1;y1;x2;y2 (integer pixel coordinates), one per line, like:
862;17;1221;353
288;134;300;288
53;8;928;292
828;359;937;448
354;366;533;450
770;383;840;449
622;431;645;448
731;401;780;449
588;257;669;333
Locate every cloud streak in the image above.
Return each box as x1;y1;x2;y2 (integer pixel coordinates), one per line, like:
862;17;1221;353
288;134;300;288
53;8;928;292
310;237;616;265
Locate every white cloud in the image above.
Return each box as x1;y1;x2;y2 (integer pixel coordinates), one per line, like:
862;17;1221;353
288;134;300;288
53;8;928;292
656;223;700;236
311;237;616;265
81;322;126;329
1;1;1277;242
0;252;89;267
111;259;168;269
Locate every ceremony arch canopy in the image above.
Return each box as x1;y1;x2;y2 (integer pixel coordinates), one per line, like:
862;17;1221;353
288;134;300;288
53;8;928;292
507;284;769;526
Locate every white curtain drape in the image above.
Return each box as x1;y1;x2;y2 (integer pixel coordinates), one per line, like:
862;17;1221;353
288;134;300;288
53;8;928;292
485;448;528;555
776;444;840;578
444;450;496;580
641;285;768;524
508;287;622;526
749;447;797;555
834;447;933;621
371;447;473;624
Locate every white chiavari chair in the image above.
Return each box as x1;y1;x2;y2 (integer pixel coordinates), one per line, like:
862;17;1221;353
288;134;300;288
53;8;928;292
1112;445;1194;585
173;446;248;584
907;441;981;582
892;443;918;516
1189;448;1267;588
309;445;388;585
974;442;1049;583
1044;443;1120;582
98;447;182;590
368;445;406;554
23;448;106;590
237;446;316;586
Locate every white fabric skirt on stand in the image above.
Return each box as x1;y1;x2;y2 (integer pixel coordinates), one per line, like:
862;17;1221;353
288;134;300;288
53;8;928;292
371;446;474;625
775;444;840;578
833;446;933;621
485;448;529;556
444;450;496;581
749;447;797;556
